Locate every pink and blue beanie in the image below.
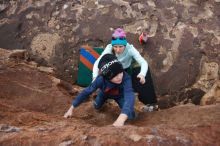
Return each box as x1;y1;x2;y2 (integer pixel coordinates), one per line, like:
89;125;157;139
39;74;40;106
111;28;128;46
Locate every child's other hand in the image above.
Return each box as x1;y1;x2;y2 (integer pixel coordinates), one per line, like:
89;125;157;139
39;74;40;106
113;113;128;127
64;105;74;118
113;120;124;127
137;74;145;84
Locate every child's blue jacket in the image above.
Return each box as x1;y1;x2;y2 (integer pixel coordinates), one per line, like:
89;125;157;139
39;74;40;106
72;72;135;117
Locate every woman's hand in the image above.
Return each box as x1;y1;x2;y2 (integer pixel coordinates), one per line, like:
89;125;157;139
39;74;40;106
137;74;145;84
64;105;74;118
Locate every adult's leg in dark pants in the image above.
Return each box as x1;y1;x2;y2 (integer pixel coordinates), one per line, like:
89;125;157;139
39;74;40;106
131;67;157;105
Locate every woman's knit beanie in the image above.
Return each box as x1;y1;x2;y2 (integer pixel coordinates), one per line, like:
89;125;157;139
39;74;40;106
111;28;128;46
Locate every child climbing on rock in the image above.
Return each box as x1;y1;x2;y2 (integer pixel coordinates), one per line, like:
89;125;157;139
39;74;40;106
93;28;158;112
64;54;136;127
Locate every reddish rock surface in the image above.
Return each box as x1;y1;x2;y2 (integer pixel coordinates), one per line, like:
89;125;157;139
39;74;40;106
0;49;219;146
0;0;219;97
0;0;220;145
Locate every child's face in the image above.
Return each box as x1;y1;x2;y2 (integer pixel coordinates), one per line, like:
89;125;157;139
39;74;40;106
110;72;123;84
113;45;125;54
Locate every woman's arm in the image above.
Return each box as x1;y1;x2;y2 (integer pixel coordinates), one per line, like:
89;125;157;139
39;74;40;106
129;45;148;77
92;44;113;79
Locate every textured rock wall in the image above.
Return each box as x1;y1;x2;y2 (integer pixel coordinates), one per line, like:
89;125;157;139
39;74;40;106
0;0;219;101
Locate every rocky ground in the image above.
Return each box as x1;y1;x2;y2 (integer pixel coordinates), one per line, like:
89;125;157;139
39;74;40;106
0;0;219;96
0;49;220;146
0;0;220;145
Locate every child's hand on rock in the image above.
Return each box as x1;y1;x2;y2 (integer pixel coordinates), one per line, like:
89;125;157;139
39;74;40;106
113;113;128;127
64;105;74;118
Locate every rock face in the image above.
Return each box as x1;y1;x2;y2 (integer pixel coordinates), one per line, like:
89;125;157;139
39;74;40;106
0;50;219;146
0;1;219;103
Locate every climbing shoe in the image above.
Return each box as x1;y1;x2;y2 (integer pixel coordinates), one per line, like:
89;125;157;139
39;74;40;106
141;104;159;112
